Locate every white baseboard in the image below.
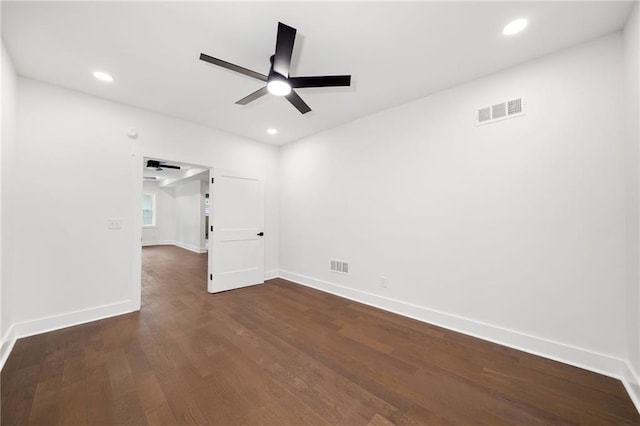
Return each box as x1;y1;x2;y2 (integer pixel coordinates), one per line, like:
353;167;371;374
264;269;279;280
0;324;16;371
174;241;207;254
12;299;138;339
141;240;173;247
622;362;640;413
279;269;639;413
0;299;138;371
143;241;207;254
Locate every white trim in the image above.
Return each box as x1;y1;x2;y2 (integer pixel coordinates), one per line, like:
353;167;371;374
0;324;16;371
622;362;640;413
0;299;136;371
142;241;209;254
132;154;143;311
142;241;207;253
141;240;174;247
173;241;208;254
12;300;137;339
279;269;639;412
264;269;279;280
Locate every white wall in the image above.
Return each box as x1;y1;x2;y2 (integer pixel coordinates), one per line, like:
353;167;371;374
280;34;629;378
174;179;206;252
624;3;640;400
1;40;17;363
9;77;279;336
141;177;208;252
141;180;176;245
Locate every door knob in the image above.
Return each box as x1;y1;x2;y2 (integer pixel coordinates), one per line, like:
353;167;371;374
257;232;264;236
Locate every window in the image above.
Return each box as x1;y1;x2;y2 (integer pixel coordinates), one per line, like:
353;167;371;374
142;193;156;227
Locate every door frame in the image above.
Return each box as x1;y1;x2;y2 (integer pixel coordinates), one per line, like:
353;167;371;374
131;151;213;310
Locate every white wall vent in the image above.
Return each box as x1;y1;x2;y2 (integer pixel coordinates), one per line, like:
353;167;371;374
330;259;350;274
476;98;524;126
477;107;491;123
508;98;522;115
491;103;506;119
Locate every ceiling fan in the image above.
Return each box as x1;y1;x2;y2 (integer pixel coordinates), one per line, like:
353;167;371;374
199;22;351;114
146;160;181;171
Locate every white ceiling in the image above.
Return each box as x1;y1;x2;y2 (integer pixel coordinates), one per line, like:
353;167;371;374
2;1;634;145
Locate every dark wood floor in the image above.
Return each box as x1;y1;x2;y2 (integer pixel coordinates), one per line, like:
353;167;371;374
2;245;638;425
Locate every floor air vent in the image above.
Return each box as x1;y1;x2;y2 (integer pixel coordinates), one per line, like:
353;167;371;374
476;98;524;126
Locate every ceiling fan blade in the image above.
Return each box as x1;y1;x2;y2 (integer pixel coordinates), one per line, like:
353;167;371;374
235;86;269;105
273;22;296;77
288;75;351;88
285;90;311;114
199;53;268;82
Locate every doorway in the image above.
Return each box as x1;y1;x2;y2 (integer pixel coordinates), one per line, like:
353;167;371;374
132;154;266;308
140;157;211;299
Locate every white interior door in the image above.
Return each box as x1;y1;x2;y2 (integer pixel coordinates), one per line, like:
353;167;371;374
208;169;264;293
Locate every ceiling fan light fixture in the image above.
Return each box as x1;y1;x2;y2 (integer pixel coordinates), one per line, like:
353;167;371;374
200;22;351;114
267;79;291;96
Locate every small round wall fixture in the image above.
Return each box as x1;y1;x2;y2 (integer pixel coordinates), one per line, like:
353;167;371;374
267;128;278;135
127;128;138;138
503;18;528;36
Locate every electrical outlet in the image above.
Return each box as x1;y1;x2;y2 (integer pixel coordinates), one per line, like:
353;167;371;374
380;276;388;288
107;219;123;230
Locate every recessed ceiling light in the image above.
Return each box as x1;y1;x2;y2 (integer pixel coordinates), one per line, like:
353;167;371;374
503;18;528;36
93;71;114;82
267;128;278;135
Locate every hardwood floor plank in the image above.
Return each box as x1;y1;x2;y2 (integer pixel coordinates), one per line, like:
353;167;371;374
144;404;178;426
159;377;208;425
61;355;86;386
27;377;62;425
85;364;115;424
2;245;638;425
58;380;87;425
368;413;396;426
